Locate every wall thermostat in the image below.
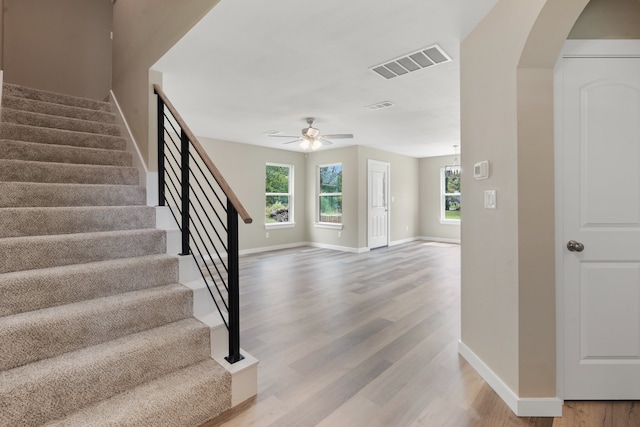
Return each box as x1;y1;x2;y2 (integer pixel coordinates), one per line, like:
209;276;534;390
474;161;489;180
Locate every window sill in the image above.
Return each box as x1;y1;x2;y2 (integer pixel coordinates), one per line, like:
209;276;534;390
314;223;344;230
265;222;296;229
440;219;461;225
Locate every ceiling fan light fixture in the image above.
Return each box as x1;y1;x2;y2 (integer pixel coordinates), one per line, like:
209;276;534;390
445;144;461;177
305;127;320;138
300;138;310;150
311;139;322;150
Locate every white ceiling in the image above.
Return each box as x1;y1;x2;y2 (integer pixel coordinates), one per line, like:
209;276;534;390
153;0;498;158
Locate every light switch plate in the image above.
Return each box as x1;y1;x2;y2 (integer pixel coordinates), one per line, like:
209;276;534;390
484;190;497;209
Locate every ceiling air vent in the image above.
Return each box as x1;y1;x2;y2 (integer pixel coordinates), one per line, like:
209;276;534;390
370;44;451;79
365;101;395;111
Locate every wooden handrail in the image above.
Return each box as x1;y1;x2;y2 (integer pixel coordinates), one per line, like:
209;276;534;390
153;84;253;224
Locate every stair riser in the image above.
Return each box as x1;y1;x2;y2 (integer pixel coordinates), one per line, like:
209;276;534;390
44;360;231;427
0;182;146;207
3;96;116;124
2;108;122;136
0;285;193;371
0;321;209;427
0;256;178;317
0;229;166;274
0;123;126;151
3;83;111;112
0;139;132;166
0;160;138;185
0;206;155;238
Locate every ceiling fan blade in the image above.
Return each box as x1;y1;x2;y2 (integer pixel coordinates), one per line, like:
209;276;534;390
319;134;353;139
282;138;302;145
269;134;302;138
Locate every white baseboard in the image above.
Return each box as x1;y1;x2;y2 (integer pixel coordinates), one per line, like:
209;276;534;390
239;241;308;256
458;341;563;417
240;241;369;255
420;236;461;244
389;236;420;247
309;242;369;253
110;90;159;207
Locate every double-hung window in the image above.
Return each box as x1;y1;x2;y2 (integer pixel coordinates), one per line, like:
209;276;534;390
318;163;342;224
265;163;293;226
441;169;461;224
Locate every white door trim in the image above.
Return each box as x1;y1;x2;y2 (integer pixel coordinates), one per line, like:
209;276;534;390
554;39;640;400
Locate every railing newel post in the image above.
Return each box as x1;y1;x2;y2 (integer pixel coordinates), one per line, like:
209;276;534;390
225;200;244;364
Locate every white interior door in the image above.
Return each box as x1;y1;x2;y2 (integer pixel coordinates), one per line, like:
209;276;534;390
560;55;640;399
368;160;389;249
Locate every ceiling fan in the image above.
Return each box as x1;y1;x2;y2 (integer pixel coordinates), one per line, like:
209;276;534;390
269;117;353;150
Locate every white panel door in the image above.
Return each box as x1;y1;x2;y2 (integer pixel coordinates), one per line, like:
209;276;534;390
561;57;640;399
368;160;389;249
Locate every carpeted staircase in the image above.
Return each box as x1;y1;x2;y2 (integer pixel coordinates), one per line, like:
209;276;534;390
0;83;232;426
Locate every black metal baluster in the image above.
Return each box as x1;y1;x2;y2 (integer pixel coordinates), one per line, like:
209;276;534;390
156;95;165;207
180;130;190;256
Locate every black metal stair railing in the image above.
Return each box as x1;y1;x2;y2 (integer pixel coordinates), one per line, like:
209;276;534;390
153;84;252;364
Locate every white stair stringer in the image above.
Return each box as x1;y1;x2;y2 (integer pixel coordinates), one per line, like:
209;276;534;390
159;204;259;407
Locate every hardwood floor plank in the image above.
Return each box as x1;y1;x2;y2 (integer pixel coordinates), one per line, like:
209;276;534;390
201;243;639;427
289;318;393;376
269;357;393;427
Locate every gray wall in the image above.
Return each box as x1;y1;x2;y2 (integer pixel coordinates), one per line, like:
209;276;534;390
197;139;430;253
198;138;307;252
460;0;640;399
306;146;359;249
3;0;113;100
112;0;220;167
357;146;421;248
568;0;640;39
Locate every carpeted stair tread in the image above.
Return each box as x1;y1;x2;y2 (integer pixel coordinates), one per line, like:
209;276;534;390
0;123;126;151
0;205;155;238
0;82;234;425
0;255;178;317
43;359;231;427
2;108;122;136
0;228;166;274
0;254;179;317
0;181;146;207
0;283;193;371
0;318;210;427
3;83;112;112
0;158;138;185
2;95;117;123
0;139;132;166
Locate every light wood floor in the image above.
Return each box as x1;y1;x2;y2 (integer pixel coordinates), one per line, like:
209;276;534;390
202;241;639;427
